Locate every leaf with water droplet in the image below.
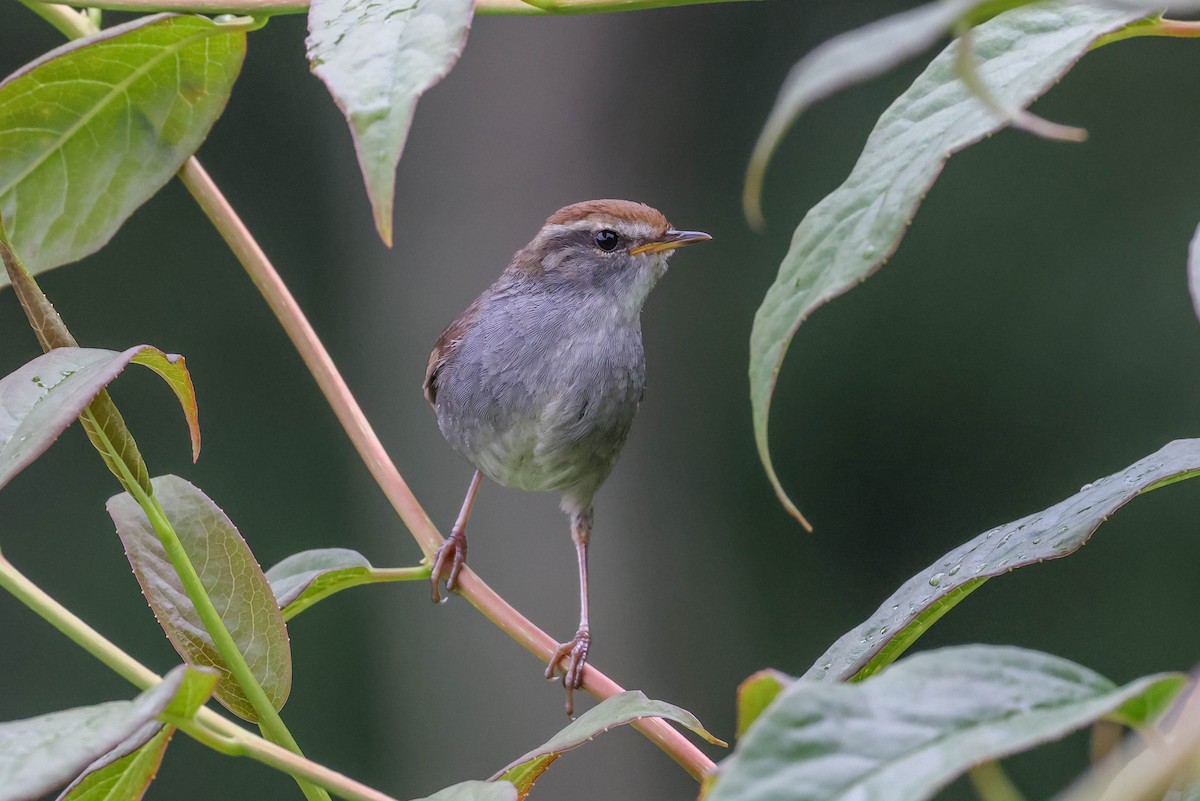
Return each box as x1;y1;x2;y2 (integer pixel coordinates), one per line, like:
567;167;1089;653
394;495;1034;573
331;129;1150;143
0;347;199;495
709;645;1185;801
806;439;1200;682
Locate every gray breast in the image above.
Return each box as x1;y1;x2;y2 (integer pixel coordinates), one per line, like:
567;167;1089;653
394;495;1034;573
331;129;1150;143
434;283;646;503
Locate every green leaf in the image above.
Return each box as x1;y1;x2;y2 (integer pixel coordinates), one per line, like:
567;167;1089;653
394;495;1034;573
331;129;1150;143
56;726;173;801
735;669;790;741
492;691;724;798
744;0;979;226
266;547;371;609
306;0;474;245
749;2;1142;526
0;346;199;493
707;645;1186;801
265;548;429;619
107;475;292;722
805;439;1200;683
0;664;215;801
0;13;253;278
411;781;516;801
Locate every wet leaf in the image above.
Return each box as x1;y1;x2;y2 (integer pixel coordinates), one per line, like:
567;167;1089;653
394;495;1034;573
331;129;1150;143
749;2;1141;526
307;0;474;245
806;439;1200;683
0;347;198;493
709;645;1185;801
0;665;215;801
108;476;291;722
0;14;254;277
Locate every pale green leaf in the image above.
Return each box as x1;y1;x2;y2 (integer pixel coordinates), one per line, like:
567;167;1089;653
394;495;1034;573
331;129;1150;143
307;0;474;245
0;14;254;277
0;347;198;493
806;439;1200;683
709;645;1185;801
107;476;291;722
749;2;1142;525
0;665;214;801
492;691;723;798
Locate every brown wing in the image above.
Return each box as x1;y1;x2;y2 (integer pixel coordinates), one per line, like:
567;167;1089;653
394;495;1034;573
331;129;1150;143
423;299;480;408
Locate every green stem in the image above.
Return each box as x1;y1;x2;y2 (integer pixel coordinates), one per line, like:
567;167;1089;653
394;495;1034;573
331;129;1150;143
20;0;757;15
1093;18;1200;49
81;411;326;801
0;552;403;801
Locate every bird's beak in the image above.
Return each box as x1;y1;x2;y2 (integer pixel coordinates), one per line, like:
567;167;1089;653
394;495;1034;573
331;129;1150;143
629;228;712;255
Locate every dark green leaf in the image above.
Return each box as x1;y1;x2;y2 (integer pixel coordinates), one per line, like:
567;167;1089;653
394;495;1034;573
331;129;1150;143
0;347;199;493
107;476;291;722
411;781;516;801
56;726;173;801
806;439;1200;683
735;669;790;741
306;0;474;245
0;14;254;277
749;2;1141;525
708;646;1185;801
0;665;215;801
492;691;723;797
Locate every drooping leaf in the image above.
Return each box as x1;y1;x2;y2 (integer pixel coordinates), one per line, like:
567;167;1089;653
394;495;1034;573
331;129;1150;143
0;14;255;277
108;475;291;722
735;669;790;741
267;547;372;610
805;439;1200;683
306;0;474;245
708;645;1185;801
411;781;516;801
744;0;983;226
265;548;428;619
0;665;215;801
56;726;173;801
749;2;1142;526
492;691;724;798
0;347;199;493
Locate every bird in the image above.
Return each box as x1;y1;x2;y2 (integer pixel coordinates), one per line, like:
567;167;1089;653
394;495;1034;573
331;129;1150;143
423;199;710;714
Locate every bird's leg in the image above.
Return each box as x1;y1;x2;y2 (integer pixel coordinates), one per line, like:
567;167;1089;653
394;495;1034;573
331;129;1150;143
431;469;483;603
545;507;592;716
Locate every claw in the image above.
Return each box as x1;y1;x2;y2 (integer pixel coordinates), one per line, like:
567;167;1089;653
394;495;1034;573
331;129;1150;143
430;527;467;604
545;627;590;716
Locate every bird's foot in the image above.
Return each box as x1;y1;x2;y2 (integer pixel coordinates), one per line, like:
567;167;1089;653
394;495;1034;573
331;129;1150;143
430;526;467;604
545;626;591;716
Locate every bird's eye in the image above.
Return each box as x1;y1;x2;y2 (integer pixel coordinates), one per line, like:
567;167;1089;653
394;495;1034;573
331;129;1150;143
594;229;620;252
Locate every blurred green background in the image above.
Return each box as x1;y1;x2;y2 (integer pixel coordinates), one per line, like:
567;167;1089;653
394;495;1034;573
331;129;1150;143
2;1;1200;798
